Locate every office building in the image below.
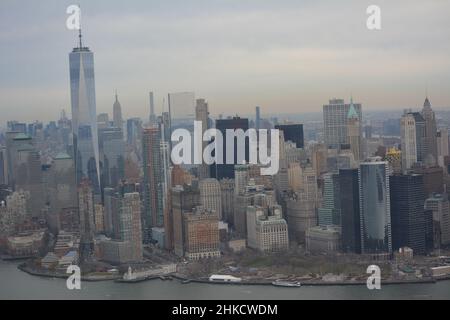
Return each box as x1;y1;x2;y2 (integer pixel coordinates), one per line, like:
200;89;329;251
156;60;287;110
421;97;438;166
323;98;362;151
78;178;96;259
142;127;164;239
99;127;125;188
274;124;304;149
390;174;427;255
339;168;361;253
437;128;449;168
305;225;341;253
69;30;100;192
424;194;450;247
246;205;288;252
183;206;220;260
199;178;222;220
318;173;340;226
212;117;249;179
220;178;234;224
112;92;123;129
171;185;201;256
195;98;209;179
347;101;361;161
359;159;392;255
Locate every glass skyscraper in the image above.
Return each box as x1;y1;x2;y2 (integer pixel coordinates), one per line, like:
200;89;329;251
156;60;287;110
359;159;392;255
69;31;100;192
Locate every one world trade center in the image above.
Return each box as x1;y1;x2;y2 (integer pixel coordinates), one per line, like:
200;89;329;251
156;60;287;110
69;29;100;192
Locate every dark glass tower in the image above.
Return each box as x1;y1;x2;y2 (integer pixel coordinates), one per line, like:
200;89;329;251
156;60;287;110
211;117;249;179
390;174;427;255
339;168;361;253
274;124;304;149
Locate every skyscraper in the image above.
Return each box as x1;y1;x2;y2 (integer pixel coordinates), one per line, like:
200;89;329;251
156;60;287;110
99;127;125;188
347;100;361;161
149;91;156;125
113;91;123;129
195;98;209;179
421;97;438;166
199;178;222;220
171;185;201;257
339;168;361;253
359;159;392;255
390;174;427;255
212;117;249;179
323;98;362;151
69;29;100;191
142;127;164;239
274;124;304;149
318;172;340;226
78;178;95;260
400;111;417;171
255;106;261;130
119;192;143;261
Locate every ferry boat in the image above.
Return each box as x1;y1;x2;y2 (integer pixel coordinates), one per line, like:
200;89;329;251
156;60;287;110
271;280;302;287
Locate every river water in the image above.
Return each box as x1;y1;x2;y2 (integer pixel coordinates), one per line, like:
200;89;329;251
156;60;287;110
1;260;449;300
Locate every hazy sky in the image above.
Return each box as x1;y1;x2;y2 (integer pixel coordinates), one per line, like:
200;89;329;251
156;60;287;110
1;0;450;125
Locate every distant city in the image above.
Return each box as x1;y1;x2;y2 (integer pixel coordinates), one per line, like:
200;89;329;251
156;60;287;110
2;9;450;295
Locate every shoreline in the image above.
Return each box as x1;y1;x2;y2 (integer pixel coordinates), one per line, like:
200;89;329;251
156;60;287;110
13;261;450;287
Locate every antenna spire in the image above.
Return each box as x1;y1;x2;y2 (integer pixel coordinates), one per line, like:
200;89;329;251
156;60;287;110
78;4;83;49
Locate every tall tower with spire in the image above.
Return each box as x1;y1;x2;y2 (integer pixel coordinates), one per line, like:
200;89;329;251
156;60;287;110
69;22;101;193
347;97;361;161
421;96;438;166
113;90;123;129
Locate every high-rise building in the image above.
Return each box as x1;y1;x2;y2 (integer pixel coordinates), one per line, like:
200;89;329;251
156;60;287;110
220;178;234;224
285;191;317;243
255;106;261;130
347;100;361;161
421;97;438;166
195;98;209;179
171;185;201;256
274;124;304;149
359;159;392;255
246;205;288;252
0;146;8;185
425;194;450;247
339;168;361;253
385;147;402;174
142;127;164;238
323;98;362;151
233;180;275;236
437;128;449;168
390;174;427;255
183;206;220;260
119;192;143;261
400;111;418;171
199;178;222;220
99;127;125;188
149;91;156;125
113;92;123;129
318;173;340;226
168;92;195;129
48;152;77;233
212;117;249;179
69;30;100;192
78;178;95;259
234;164;249;195
126;118;142;146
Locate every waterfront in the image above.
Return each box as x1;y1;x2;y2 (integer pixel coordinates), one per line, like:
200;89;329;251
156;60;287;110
1;261;450;300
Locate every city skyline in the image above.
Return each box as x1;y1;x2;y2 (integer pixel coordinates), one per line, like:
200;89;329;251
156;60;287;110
1;0;450;125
